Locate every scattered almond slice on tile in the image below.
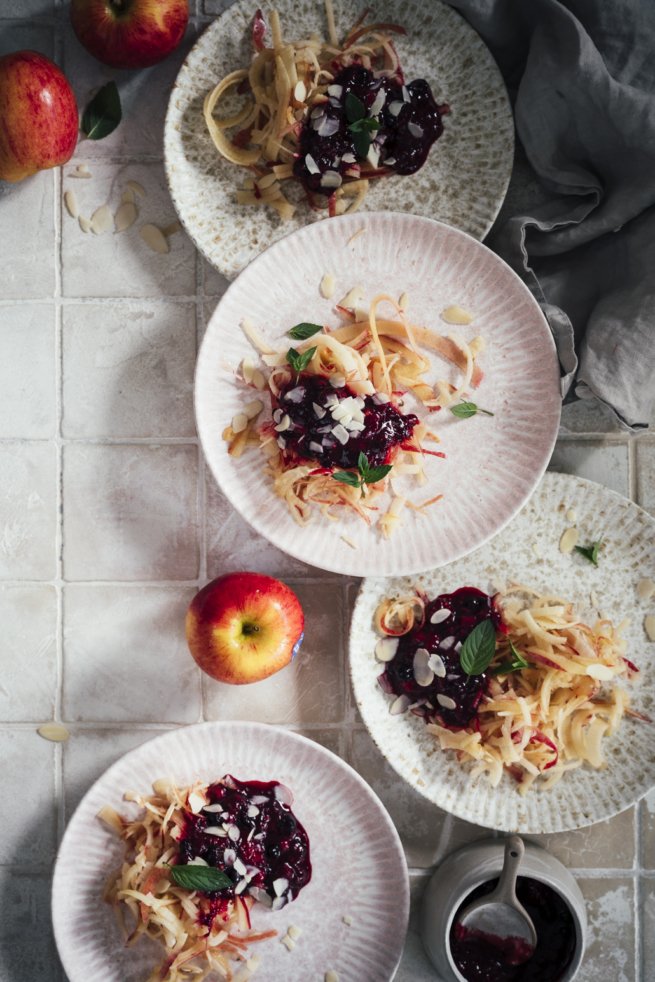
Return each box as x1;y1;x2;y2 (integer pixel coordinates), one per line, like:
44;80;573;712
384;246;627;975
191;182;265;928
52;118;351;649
280;935;295;951
566;507;577;522
645;614;655;642
342;914;353;925
121;187;135;204
287;925;302;940
441;304;473;325
637;578;655;602
69;163;92;178
37;723;69;743
319;272;335;298
325;972;339;982
126;179;146;197
63;190;79;219
559;527;578;554
140;223;170;254
114;201;138;232
78;215;92;233
162;220;182;238
90;204;114;234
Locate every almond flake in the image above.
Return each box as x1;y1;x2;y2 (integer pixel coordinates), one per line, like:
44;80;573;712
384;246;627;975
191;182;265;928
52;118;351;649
90;204;114;234
559;527;579;554
37;723;69;743
114;201;137;232
163;220;182;237
375;636;399;662
388;100;403;116
390;693;410;715
140;223;169;254
287;925;302;940
327;84;343;98
273;877;289;897
313;402;326;418
244;399;264;420
320;273;335;299
63;190;79;219
440;305;474;326
228;824;241;842
281;935;295;951
332;423;349;445
645;615;655;642
342;914;353;926
275;414;291;433
223;848;237;865
428;652;447;678
70;163;92;178
233;857;247;876
235;878;249;895
309;441;323;454
408;120;424;139
430;608;451;625
437;693;457;710
637;578;655;602
203;803;223;813
232;413;249;433
413;648;434;687
187;856;209;866
78;215;92;233
204;826;227;837
272;896;286;911
566;507;577;522
188;790;207;813
121;188;135;204
398;291;408;310
439;635;456;651
127;179;146;197
325;972;340;982
305;153;320;175
586;663;614;680
294;80;307;102
246;804;260;818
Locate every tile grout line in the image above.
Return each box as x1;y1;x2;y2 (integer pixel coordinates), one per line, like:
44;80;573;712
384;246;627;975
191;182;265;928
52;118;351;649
635;801;643;981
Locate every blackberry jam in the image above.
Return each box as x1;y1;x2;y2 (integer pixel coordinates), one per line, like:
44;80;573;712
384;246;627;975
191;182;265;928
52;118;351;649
383;587;502;728
176;775;311;925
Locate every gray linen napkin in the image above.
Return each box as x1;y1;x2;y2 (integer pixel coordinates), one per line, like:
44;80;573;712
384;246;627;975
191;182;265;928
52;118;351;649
445;0;655;429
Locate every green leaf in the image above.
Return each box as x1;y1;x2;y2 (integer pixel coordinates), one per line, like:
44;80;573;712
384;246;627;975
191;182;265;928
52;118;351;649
286;345;317;374
351;129;372;160
490;641;532;676
288;322;323;341
459;619;497;676
81;82;122;141
345;92;366;122
363;464;393;485
450;401;494;420
167;864;233;892
357;452;369;474
349;117;380;134
332;471;362;489
574;539;603;567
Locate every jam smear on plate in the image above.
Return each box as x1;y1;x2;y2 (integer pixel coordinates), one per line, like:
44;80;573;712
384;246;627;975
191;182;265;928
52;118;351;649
294;64;447;194
450;876;577;981
177;775;311;924
275;373;418;470
382;587;502;728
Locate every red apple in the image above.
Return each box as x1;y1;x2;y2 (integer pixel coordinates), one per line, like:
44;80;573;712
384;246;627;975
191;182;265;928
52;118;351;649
0;51;78;183
70;0;189;70
186;572;305;685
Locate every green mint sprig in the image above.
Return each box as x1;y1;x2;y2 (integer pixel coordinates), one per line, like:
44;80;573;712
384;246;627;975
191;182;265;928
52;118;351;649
574;539;603;567
166;864;232;892
490;640;533;676
288;322;323;341
286;346;317;376
333;451;392;497
458;619;497;676
344;92;380;160
450;401;494;419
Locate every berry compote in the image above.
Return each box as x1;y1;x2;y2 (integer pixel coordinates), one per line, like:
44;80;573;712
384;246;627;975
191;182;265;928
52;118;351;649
450;876;577;981
294;64;447;194
382;587;502;728
177;775;311;925
274;373;418;470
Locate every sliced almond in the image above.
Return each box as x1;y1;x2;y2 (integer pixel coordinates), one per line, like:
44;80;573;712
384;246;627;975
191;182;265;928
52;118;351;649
559;527;578;554
342;914;353;926
320;272;335;299
325;972;340;982
70;163;92;178
637;578;655;602
389;694;410;715
37;722;69;743
437;693;457;711
78;215;92;233
162;220;182;238
231;413;249;434
251;369;267;390
140;223;169;254
287;925;302;940
90;204;114;235
586;663;614;680
281;936;295;951
243;399;264;420
121;187;136;204
126;179;146;197
441;304;473;325
566;507;577;522
63;190;79;219
187;789;207;813
114;201;138;232
293;79;307;103
645;615;655;642
398;291;409;310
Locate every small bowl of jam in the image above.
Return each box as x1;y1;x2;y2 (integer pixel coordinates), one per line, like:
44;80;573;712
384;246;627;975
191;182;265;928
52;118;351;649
420;838;586;982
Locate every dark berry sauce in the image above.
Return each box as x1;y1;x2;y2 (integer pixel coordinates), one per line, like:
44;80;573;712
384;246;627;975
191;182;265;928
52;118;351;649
383;587;502;728
274;373;418;470
177;775;311;926
450;877;577;981
294;64;447;195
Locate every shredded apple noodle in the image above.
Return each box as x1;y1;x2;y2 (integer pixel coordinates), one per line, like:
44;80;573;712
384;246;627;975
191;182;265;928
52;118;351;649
222;292;486;536
99;779;285;982
375;585;646;794
203;2;448;219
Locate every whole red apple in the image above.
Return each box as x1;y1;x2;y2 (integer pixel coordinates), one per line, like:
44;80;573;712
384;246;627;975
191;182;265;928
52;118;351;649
0;51;78;183
70;0;189;69
186;572;305;685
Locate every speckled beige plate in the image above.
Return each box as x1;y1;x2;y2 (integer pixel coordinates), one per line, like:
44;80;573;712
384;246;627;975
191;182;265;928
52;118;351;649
195;212;560;577
52;722;409;982
349;472;655;833
164;0;514;278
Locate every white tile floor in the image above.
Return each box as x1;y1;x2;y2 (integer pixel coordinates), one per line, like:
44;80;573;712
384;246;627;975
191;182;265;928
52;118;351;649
0;3;654;982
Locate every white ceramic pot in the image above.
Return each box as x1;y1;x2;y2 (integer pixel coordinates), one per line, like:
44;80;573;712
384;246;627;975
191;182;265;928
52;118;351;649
420;838;586;981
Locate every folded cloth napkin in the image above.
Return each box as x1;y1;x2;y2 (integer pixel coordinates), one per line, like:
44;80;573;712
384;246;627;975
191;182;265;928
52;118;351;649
446;0;655;429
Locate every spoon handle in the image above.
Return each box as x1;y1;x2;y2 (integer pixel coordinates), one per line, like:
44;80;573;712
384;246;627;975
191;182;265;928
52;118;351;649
495;835;524;905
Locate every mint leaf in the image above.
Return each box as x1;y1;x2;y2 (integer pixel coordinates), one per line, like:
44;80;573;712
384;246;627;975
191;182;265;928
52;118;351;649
288;322;323;341
345;92;365;122
82;82;122;140
363;464;392;484
574;539;603;567
349;117;380;134
332;471;362;489
357;452;369;474
286;346;317;374
351;130;372;160
167;865;232;892
490;641;532;676
450;401;494;419
459;619;496;676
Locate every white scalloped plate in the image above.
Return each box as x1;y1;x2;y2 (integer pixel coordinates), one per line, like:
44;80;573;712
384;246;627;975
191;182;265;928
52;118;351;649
195;212;560;577
52;722;409;982
349;472;655;833
164;0;514;278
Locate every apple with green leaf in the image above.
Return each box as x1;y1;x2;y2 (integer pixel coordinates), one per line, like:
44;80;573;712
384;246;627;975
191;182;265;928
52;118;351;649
186;572;305;684
70;0;189;70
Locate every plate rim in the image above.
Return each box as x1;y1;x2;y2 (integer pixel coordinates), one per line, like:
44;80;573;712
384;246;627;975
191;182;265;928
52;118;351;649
163;0;515;277
347;471;655;833
51;719;410;982
194;210;561;577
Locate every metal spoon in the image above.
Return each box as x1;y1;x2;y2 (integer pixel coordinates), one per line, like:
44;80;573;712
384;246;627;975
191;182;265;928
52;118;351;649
456;835;537;965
